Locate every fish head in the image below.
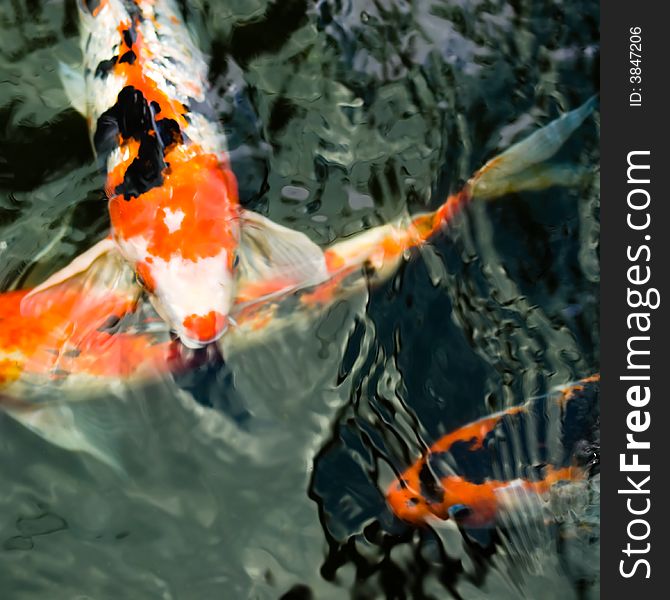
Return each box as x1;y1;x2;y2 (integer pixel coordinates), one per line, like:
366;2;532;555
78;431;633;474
133;246;239;348
110;154;240;348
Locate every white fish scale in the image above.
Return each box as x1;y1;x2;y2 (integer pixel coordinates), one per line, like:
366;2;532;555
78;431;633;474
79;0;227;173
135;0;209;106
80;0;128;121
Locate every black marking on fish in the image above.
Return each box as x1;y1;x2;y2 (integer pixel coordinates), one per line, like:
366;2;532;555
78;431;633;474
447;440;494;485
418;459;445;505
156;118;183;149
122;27;136;49
93;110;121;157
95;56;118;79
441;380;600;490
113;86;154;140
115;132;165;199
94;86;172;198
94;85;152;156
119;50;137;65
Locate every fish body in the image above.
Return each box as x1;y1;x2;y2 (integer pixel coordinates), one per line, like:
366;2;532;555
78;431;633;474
35;0;330;349
2;84;596;394
3;1;598;396
23;0;596;352
386;376;600;528
71;0;240;346
0;11;596;465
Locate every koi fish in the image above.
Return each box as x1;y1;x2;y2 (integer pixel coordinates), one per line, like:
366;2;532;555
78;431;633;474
0;91;595;398
17;0;597;356
1;89;596;395
386;375;600;529
23;0;332;349
0;0;597;464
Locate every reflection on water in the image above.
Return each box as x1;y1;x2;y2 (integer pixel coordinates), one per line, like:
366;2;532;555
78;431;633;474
0;0;598;598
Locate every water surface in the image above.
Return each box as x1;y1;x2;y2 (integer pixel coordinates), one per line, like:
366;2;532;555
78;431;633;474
0;0;599;598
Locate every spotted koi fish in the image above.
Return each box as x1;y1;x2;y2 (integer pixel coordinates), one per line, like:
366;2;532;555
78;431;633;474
19;0;329;349
386;375;600;529
1;0;596;441
15;0;596;354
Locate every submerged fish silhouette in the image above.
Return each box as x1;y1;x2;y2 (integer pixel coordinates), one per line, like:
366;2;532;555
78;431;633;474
386;376;600;529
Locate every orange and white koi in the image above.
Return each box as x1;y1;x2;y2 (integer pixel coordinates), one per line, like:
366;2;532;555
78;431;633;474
19;0;596;355
23;0;331;349
4;89;596;394
386;375;600;528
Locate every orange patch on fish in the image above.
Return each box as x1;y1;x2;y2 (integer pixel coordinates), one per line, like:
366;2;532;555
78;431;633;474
324;249;346;273
109;152;239;261
387;462;583;526
135;261;156;292
430;407;525;454
0;286;165;382
183;310;227;342
0;358;22;386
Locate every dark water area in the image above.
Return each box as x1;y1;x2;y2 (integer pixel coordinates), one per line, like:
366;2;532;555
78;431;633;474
0;0;599;598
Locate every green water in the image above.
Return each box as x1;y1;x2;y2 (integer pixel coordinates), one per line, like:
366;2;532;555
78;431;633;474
0;0;599;598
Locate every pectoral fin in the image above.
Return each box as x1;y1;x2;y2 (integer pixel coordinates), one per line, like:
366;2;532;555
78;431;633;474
20;238;141;342
59;61;88;117
236;210;328;303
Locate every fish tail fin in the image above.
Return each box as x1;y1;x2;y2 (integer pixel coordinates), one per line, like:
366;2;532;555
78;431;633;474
494;480;551;572
5;402;126;475
421;96;597;237
469;95;598;200
493;469;596;582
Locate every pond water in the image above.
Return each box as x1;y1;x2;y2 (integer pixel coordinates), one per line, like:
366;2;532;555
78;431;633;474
0;0;599;598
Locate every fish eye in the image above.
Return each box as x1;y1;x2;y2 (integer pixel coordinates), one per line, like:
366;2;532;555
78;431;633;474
136;272;146;288
233;253;240;268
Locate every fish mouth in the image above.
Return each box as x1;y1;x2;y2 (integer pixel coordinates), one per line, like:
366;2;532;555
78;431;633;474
180;311;229;348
